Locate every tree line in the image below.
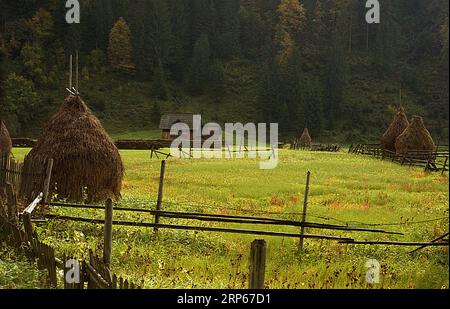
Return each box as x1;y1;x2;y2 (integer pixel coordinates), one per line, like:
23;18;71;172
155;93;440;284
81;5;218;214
0;0;448;140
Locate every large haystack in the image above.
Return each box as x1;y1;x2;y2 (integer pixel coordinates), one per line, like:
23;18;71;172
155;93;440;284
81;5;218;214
395;116;436;155
28;95;124;202
380;107;409;152
0;120;12;154
298;128;312;148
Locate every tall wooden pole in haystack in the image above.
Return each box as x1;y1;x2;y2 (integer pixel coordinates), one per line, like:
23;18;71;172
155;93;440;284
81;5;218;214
69;54;73;89
75;50;79;92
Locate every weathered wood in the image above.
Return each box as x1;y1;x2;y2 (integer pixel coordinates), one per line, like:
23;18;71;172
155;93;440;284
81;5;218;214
249;239;266;289
154;160;166;235
22;212;36;255
442;157;448;175
112;274;117;289
42;159;54;203
6;183;18;223
103;199;113;268
299;171;311;252
409;233;450;253
44;214;354;241
23;192;43;215
341;240;449;246
47;203;401;235
85;262;110;289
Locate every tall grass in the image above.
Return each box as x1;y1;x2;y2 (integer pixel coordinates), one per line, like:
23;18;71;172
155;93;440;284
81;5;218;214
11;148;449;289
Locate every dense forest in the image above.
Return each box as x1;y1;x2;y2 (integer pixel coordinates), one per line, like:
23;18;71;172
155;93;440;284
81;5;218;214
0;0;449;142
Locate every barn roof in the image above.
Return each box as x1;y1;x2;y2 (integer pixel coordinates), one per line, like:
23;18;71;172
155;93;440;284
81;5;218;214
159;113;195;130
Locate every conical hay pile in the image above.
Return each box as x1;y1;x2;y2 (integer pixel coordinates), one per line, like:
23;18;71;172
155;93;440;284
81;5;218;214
0;120;12;154
380;107;409;152
28;95;124;202
395;116;436;155
299;128;312;147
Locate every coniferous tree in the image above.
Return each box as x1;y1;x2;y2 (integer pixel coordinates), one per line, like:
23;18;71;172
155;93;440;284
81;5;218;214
168;0;190;82
188;34;211;95
108;17;134;71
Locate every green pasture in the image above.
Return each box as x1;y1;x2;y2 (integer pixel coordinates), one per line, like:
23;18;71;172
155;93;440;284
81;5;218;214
10;148;449;289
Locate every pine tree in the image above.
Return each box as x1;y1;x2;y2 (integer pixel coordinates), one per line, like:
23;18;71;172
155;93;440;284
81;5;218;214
215;0;240;59
275;24;295;65
153;59;169;100
168;0;190;82
108;17;134;71
275;0;306;65
188;34;211;95
95;0;114;50
208;59;225;99
131;0;172;79
191;0;217;54
324;4;347;129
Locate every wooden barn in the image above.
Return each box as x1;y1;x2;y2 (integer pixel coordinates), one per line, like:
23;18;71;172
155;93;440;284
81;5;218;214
159;113;195;140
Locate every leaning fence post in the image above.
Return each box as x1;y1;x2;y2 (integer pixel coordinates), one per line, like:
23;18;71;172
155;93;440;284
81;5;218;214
154;160;166;235
103;199;113;267
42;159;54;204
298;171;311;253
249;239;266;289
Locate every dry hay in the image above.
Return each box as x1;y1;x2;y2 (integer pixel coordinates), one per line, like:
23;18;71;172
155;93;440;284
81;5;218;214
28;95;124;202
298;128;312;148
395;116;436;155
0;121;12;155
380;107;409;152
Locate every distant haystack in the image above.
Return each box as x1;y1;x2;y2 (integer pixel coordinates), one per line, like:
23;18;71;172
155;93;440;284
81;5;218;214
0;120;12;154
28;95;124;202
380;107;409;152
298;128;312;148
395;116;436;155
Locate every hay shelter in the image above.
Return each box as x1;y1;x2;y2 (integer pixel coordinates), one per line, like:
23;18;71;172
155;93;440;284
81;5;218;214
395;116;436;155
380;107;409;152
0;120;12;155
28;95;124;202
298;128;312;148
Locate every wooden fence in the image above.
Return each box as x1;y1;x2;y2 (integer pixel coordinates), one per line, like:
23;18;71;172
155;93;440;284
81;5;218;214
349;143;449;174
291;142;341;152
0;190;142;289
0;153;52;201
1;159;448;289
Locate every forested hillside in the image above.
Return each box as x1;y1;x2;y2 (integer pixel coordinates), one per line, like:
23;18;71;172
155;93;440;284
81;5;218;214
0;0;448;142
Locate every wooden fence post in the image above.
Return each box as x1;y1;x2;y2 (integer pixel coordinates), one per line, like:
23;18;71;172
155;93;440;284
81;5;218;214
103;199;113;267
6;182;18;224
22;212;36;256
42;159;54;204
442;157;448;175
154;160;166;235
249;239;266;289
298;171;311;253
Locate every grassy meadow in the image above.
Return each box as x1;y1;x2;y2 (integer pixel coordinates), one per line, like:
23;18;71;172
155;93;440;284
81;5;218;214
10;148;450;289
